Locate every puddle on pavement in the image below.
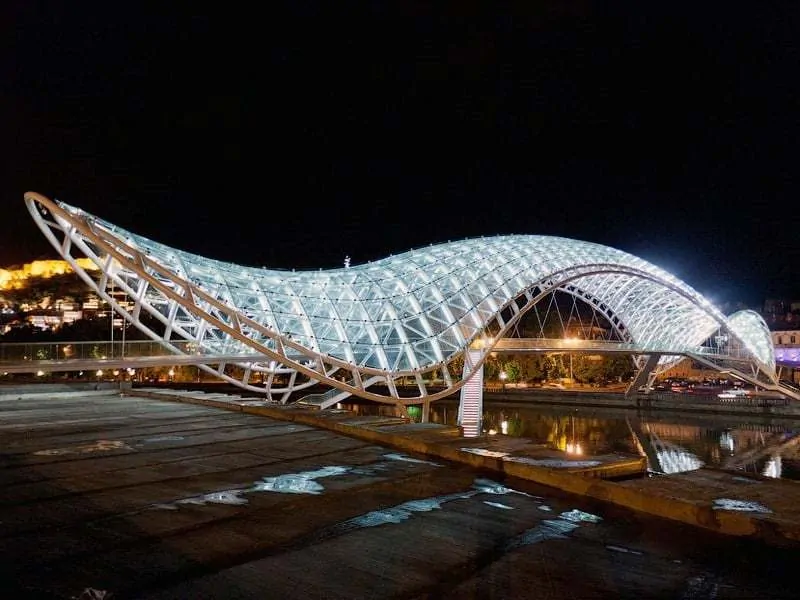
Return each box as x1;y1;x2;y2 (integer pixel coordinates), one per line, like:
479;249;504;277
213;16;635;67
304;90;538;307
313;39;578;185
175;490;250;507
140;435;185;443
712;498;772;513
152;455;441;510
472;477;542;499
383;453;441;466
484;501;514;509
732;476;761;484
505;519;580;550
606;544;643;555
559;509;603;523
252;466;349;495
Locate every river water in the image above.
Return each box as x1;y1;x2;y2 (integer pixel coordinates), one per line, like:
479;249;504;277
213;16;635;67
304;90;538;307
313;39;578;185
339;398;800;481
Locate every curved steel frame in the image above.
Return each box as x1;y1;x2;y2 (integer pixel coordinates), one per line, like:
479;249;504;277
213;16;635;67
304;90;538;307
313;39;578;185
25;192;778;404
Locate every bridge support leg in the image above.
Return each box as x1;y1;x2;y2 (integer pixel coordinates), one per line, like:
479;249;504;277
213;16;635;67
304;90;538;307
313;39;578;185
459;349;484;438
422;399;430;423
626;354;662;397
395;402;410;420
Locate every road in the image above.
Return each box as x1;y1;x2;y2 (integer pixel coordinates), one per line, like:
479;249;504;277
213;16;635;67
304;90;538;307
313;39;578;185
0;392;796;599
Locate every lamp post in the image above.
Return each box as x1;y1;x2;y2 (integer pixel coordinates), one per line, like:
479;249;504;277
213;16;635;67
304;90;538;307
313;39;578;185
499;370;507;393
109;279;114;359
564;337;578;385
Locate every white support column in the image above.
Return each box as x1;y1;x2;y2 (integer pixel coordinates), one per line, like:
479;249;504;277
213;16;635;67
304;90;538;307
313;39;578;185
458;349;484;438
421;399;431;423
626;354;662;397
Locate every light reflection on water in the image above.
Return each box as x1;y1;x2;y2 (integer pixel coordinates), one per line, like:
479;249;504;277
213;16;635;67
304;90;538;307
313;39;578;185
339;399;800;480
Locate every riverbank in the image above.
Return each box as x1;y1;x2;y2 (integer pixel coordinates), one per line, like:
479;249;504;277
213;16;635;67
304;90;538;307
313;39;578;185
4;379;798;420
483;387;800;419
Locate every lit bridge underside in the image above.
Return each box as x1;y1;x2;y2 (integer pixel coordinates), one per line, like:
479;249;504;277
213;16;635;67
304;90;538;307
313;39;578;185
24;192;796;405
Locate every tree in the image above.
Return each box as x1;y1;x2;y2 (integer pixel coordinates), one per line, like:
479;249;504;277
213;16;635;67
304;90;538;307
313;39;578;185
502;359;522;383
545;353;567;379
521;354;547;382
572;355;607;383
605;355;635;381
446;353;465;379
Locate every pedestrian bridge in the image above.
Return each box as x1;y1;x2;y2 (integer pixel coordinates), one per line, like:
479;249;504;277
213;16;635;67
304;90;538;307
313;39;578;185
19;191;799;413
1;337;787;397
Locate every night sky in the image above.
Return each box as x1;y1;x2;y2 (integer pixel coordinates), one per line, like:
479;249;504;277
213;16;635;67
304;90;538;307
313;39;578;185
2;2;799;309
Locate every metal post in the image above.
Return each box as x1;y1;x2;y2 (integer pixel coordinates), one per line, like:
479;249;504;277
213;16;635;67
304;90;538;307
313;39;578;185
109;278;114;359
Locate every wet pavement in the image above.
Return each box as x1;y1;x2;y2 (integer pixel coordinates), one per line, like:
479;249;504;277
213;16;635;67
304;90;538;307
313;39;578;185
0;391;798;599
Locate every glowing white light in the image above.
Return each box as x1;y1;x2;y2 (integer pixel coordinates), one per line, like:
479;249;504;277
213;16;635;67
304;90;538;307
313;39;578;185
763;455;781;479
719;431;735;453
501;420;509;435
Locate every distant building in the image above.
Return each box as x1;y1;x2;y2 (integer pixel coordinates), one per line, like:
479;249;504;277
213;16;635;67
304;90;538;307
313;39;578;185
772;328;800;383
773;330;800;346
762;297;800;330
26;309;63;330
26;308;85;330
0;258;98;290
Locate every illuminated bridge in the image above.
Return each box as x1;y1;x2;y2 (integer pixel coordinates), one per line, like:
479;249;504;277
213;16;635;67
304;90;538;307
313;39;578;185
22;192;798;423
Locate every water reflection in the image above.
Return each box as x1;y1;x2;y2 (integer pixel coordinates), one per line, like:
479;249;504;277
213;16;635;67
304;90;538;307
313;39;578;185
339;399;800;480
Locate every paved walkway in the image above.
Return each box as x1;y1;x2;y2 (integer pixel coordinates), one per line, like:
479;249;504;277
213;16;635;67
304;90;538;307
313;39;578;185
130;388;800;547
3;388;799;599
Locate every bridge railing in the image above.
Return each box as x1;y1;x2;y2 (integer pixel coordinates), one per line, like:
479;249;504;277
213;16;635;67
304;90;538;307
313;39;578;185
693;346;750;359
494;337;755;360
492;338;638;351
0;340;197;363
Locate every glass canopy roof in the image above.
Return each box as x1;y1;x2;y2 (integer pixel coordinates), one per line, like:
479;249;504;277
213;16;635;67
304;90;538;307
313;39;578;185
24;192;777;402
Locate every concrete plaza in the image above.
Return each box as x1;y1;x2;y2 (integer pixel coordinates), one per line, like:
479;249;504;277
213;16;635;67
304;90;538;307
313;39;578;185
0;389;797;599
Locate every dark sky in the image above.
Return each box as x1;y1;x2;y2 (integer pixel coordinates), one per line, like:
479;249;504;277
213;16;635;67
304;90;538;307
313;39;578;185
2;2;799;309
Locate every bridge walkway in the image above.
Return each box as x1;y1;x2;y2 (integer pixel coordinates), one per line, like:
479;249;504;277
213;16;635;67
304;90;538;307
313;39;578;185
3;339;799;400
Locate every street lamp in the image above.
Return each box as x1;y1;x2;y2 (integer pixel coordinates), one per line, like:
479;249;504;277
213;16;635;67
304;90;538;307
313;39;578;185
499;370;507;392
564;337;578;384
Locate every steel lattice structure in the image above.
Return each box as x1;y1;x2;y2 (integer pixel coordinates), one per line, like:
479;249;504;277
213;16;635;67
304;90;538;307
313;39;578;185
25;192;779;404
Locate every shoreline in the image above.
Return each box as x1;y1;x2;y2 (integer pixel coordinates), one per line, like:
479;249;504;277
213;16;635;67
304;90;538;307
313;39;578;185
3;380;800;420
483;389;800;419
